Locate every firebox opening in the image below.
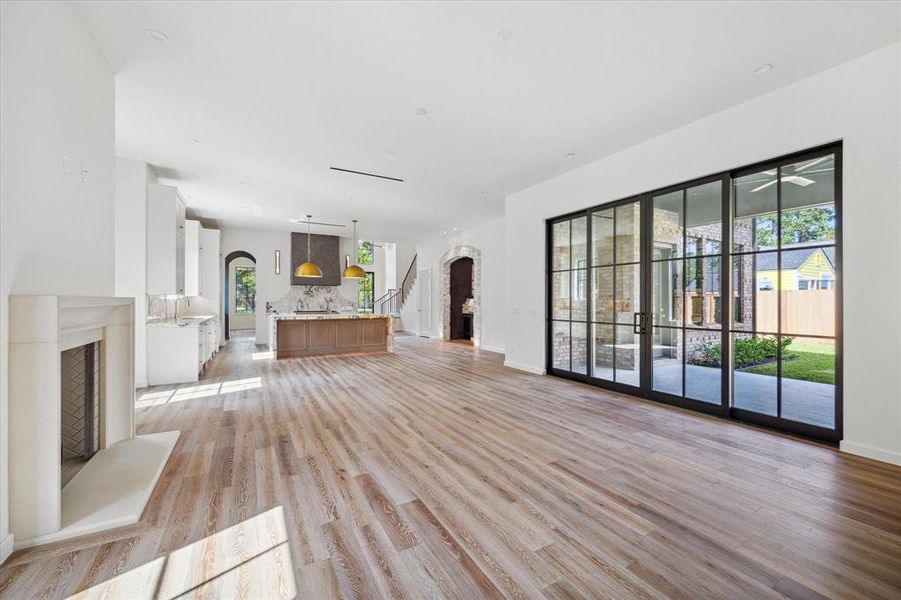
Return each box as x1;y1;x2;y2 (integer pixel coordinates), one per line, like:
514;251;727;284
61;341;101;487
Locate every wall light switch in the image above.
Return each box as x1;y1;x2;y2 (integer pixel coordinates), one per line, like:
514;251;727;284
63;155;71;174
81;165;89;183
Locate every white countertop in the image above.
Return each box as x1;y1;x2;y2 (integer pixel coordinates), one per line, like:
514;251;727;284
147;315;218;328
270;312;390;321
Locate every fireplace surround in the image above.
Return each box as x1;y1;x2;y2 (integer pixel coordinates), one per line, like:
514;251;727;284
8;296;179;550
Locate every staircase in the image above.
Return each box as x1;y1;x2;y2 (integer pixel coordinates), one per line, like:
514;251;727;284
375;255;417;327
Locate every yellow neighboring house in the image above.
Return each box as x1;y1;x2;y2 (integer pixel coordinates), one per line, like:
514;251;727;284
756;244;835;291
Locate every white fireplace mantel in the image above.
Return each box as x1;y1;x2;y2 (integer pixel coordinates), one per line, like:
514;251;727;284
8;295;178;550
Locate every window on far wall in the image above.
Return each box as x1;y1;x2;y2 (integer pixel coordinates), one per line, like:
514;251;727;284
358;272;375;313
235;266;256;315
357;241;374;265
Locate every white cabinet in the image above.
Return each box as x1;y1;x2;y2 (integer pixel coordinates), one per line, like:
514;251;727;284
147;184;186;295
200;227;221;345
147;317;220;385
148;325;200;384
184;220;201;297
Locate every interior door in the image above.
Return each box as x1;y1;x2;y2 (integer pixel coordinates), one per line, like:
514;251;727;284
418;268;431;338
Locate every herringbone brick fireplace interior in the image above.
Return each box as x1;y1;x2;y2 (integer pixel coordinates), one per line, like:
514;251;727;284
60;342;100;487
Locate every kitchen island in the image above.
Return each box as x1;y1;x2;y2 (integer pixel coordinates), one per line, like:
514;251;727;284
270;313;393;358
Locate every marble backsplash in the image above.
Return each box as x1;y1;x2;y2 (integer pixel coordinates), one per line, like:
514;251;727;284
268;286;356;314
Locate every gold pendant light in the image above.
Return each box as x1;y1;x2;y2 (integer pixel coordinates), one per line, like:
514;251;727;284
295;215;323;278
342;219;367;279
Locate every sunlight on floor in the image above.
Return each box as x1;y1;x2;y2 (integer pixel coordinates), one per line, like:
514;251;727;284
220;377;263;393
68;506;296;599
136;377;264;408
252;350;274;360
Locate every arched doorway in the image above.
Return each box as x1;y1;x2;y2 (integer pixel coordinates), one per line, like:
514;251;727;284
223;250;256;341
449;257;473;342
440;245;481;347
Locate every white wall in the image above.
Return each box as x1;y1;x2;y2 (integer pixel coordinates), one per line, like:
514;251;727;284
220;228;365;344
228;257;256;330
408;217;506;353
384;243;397;291
505;43;901;464
0;1;116;560
115;159;156;388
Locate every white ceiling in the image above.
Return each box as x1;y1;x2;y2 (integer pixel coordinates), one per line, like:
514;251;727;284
73;1;900;242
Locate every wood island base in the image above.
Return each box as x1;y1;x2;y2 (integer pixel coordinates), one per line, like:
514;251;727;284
275;316;391;358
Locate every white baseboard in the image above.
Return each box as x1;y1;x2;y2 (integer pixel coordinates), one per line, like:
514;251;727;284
503;360;545;375
840;441;901;466
1;532;14;564
479;344;505;354
135;379;148;389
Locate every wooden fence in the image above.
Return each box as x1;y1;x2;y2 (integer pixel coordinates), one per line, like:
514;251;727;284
755;290;834;337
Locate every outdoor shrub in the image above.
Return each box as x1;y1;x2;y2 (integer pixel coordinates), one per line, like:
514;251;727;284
689;336;793;368
693;341;722;367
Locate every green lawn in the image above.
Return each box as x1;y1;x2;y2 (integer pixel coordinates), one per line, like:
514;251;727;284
743;350;835;385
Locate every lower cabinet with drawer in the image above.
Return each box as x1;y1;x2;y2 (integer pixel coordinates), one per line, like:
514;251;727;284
147;317;220;385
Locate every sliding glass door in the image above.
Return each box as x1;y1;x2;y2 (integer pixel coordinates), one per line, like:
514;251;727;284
546;143;842;442
649;178;728;411
549;216;588;375
548;198;644;391
588;199;644;390
730;148;840;437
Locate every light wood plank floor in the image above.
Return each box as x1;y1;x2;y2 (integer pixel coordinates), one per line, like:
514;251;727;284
2;332;900;599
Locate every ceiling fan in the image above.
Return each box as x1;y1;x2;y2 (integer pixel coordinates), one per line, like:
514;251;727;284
750;156;832;193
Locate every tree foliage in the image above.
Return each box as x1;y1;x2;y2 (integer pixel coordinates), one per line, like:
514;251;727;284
235;266;256;314
755;207;835;247
357;241;374;265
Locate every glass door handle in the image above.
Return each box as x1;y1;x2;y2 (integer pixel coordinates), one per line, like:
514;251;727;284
634;312;649;334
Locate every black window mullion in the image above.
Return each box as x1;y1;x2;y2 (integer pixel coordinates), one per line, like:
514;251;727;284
587;211;593;379
776;166;782;418
721;175;731;412
568;219;573;372
612;208;617;381
681;189;687;399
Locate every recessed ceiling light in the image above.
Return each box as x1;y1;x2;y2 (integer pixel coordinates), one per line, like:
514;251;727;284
239;180;246;185
192;137;202;144
565;152;576;159
146;29;169;42
452;227;458;231
442;231;447;235
494;28;513;41
415;107;428;116
753;63;773;75
481;191;489;196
